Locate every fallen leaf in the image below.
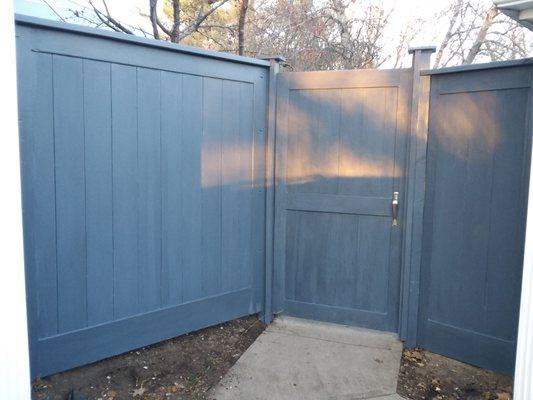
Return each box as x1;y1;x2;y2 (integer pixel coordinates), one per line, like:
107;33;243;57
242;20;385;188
132;387;146;397
496;392;512;400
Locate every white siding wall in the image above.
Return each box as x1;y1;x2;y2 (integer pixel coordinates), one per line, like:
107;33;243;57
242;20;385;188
514;145;533;399
0;1;31;399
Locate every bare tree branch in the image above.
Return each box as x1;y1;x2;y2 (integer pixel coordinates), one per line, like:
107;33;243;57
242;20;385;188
88;0;134;34
180;0;230;38
42;0;66;22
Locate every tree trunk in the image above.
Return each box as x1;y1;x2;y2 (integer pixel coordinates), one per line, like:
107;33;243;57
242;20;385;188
464;6;499;64
169;0;180;42
434;0;462;68
238;0;249;55
149;0;160;40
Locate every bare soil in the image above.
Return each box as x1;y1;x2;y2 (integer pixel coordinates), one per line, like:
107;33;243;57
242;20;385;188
32;316;265;400
397;348;514;400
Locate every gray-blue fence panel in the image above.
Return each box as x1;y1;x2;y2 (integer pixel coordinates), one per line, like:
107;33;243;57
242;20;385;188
16;16;268;378
418;63;533;375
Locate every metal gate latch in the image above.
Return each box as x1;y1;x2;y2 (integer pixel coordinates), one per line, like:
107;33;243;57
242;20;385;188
392;192;399;226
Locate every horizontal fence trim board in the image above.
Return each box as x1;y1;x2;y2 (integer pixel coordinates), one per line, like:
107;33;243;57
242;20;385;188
285;69;408;90
421;319;516;375
29;48;262;86
436;67;531;94
286;193;391;217
35;288;255;377
426;318;515;345
285;300;387;316
421;57;533;76
15;14;270;68
439;86;532;95
285;300;393;332
16;24;265;84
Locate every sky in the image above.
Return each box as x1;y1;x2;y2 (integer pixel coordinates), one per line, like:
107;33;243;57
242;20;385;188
12;0;531;67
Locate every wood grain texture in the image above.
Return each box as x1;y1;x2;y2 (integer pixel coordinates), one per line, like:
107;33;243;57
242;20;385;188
17;22;268;378
53;55;87;333
419;68;532;375
274;70;411;332
84;59;114;325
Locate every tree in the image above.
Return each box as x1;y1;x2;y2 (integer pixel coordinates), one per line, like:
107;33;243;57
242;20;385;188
66;0;232;43
237;0;249;55
245;0;391;70
45;0;532;71
433;0;530;67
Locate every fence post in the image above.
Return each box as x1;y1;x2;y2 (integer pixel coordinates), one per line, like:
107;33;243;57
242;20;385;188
401;46;436;347
262;56;285;324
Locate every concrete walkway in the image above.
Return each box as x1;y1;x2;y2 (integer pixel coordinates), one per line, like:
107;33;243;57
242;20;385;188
209;316;405;400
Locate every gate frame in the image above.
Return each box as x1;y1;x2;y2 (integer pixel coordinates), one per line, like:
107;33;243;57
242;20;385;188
263;46;439;338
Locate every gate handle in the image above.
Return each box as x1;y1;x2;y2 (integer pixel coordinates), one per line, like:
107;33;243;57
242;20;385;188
392;192;399;226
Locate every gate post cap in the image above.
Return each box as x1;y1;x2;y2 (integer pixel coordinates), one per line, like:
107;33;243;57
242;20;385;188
258;55;287;64
408;45;437;54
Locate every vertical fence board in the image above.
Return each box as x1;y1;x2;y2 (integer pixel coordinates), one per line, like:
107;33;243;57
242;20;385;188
485;89;528;340
137;68;162;312
238;82;254;290
84;59;114;325
252;75;267;311
53;55;87;333
161;71;183;306
31;53;58;338
181;75;204;302
201;77;223;297
221;81;242;291
112;64;139;319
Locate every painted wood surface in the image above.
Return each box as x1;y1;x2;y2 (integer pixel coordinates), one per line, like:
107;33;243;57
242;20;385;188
16;21;268;378
273;70;412;332
419;66;532;375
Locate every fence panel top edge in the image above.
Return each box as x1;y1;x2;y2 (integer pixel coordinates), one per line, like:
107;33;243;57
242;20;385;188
15;14;271;69
421;57;533;76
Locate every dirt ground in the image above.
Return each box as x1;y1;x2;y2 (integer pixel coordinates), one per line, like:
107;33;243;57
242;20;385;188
32;316;265;400
397;348;514;400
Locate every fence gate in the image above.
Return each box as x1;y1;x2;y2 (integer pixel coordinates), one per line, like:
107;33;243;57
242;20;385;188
272;69;413;332
16;16;268;378
418;62;533;375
